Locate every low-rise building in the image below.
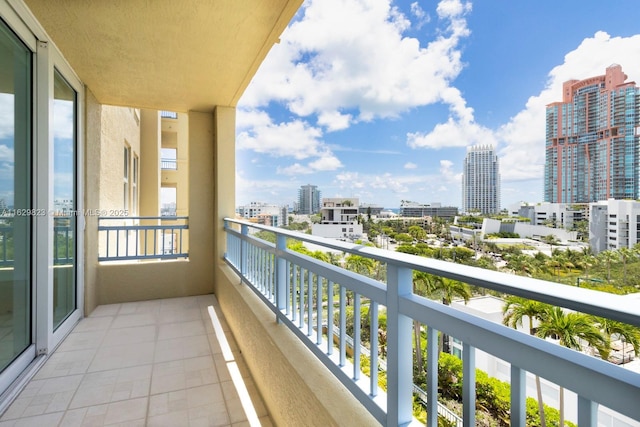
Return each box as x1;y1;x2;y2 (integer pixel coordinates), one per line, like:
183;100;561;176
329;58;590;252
589;199;640;254
312;197;363;239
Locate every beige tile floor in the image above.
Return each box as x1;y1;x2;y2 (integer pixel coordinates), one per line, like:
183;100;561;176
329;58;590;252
0;295;272;427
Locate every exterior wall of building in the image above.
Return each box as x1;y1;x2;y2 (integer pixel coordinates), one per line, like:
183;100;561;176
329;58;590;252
84;97;142;313
589;199;640;254
92;110;216;307
236;202;285;226
399;201;458;219
311;223;363;239
462;145;500;214
545;65;640;203
313;197;362;239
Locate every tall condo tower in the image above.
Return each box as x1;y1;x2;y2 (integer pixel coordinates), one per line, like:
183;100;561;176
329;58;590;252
298;184;321;214
545;65;640;203
462;145;501;214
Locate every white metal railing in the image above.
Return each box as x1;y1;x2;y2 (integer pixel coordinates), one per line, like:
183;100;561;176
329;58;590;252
223;218;640;426
98;216;188;261
332;324;463;426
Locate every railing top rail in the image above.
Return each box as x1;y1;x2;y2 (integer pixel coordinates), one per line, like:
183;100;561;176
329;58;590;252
224;218;640;328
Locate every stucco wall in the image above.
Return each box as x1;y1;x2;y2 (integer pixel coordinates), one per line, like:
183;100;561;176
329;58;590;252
93;110;215;305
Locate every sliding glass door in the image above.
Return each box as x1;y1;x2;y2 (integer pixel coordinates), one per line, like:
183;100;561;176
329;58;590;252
0;18;32;374
52;70;77;330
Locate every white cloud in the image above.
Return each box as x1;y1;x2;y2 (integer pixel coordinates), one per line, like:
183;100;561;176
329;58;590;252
404;162;417;169
317;111;352;132
237;115;324;160
407;117;495;149
241;0;472;124
0;95;14;140
0;145;14;163
53;99;75;141
410;2;430;29
276;151;343;175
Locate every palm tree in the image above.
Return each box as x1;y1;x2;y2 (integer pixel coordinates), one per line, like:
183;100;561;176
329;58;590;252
412;271;431;375
617;247;637;286
502;296;551;427
427;276;471;354
536;307;608;427
594;317;640;361
597;250;619;283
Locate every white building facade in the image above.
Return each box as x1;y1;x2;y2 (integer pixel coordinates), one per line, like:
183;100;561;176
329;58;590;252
312;197;363;240
236;202;285;227
590;199;640;254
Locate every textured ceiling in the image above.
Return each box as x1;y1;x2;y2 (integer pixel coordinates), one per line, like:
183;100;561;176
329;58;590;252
24;0;302;112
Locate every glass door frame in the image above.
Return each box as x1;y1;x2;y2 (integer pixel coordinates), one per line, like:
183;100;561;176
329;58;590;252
0;0;84;398
34;22;84;355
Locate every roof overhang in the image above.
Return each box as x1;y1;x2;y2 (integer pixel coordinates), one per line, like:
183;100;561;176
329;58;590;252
24;0;302;112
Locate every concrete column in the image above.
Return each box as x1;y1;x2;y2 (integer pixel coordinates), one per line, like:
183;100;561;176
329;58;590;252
140;110;160;217
212;106;236;271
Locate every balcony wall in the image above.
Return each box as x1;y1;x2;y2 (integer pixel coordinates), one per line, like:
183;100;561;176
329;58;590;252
86;103;216;311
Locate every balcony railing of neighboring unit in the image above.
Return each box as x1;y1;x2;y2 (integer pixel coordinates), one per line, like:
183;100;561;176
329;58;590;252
160;110;178;119
98;216;188;262
223;218;640;427
161;158;177;170
0;216;74;267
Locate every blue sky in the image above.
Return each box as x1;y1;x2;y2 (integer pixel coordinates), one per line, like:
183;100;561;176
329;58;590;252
236;0;640;210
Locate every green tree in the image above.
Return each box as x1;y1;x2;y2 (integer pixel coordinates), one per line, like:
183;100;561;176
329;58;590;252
617;247;637;286
426;276;471;354
594;317;640;359
536;307;608;427
597;250;619;283
502;296;551;427
408;225;427;241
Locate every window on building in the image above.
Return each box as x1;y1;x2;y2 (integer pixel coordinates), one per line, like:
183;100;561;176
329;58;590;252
124;145;130;210
132;155;139;215
161;186;177;216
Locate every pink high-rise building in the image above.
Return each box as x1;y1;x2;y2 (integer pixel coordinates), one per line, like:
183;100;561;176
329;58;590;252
544;65;640;203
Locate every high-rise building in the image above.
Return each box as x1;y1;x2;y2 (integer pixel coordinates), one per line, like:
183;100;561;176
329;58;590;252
545;65;640;203
462;145;501;214
297;184;321;214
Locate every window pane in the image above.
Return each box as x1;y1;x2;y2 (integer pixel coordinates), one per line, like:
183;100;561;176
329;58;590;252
0;19;32;372
52;69;76;330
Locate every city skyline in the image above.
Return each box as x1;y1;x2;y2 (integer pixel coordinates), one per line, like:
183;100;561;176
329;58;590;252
235;0;640;209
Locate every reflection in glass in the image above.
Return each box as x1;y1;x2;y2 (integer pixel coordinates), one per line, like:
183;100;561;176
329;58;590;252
0;20;32;372
52;70;76;329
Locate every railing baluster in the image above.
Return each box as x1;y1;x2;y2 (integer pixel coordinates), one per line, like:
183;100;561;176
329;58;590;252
353;293;361;380
275;234;287;323
307;272;313;337
292;265;298;322
386;264;412;426
510;365;525;427
327;280;334;355
578;396;597;427
426;326;438;427
463;342;476;427
339;285;346;367
286;261;291;316
299;267;305;328
370;300;378;397
316;276;323;346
